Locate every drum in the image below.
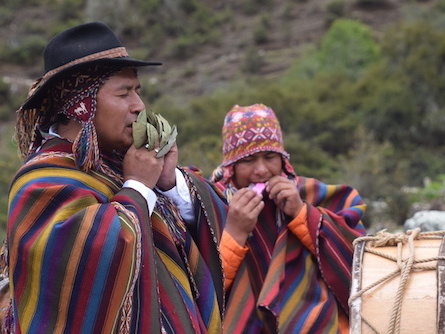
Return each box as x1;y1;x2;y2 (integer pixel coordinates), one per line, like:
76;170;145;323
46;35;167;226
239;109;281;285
349;228;445;334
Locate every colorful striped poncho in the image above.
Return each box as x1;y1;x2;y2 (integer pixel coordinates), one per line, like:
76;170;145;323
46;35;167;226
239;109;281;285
213;174;367;334
6;138;227;333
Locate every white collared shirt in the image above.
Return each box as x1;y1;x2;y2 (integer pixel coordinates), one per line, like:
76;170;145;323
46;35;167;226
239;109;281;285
123;168;194;222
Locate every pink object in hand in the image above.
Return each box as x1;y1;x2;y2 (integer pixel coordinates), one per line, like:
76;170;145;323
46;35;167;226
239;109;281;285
249;182;266;195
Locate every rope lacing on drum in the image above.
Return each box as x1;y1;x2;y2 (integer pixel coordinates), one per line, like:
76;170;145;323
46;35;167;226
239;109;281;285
349;228;445;334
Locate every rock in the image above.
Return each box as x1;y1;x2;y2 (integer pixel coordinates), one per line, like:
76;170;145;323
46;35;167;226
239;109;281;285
404;210;445;231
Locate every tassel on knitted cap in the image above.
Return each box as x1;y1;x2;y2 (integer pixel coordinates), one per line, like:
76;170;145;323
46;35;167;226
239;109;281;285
73;119;101;172
221;104;290;166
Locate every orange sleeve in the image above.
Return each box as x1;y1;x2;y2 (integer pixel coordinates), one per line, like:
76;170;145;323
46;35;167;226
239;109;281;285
220;230;249;289
338;308;349;334
287;203;316;254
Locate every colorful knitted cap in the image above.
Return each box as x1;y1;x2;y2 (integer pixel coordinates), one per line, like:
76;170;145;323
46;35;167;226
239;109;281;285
221;104;290;167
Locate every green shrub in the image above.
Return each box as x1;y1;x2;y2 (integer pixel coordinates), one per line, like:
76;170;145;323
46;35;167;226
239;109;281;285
0;79;8;101
242;46;264;74
253;14;271;44
7;35;47;65
327;0;346;16
384;190;412;226
325;1;346;26
179;136;222;176
140;77;162;103
355;0;390;8
284;132;340;182
240;0;270;15
283;19;381;81
281;4;294;21
318;18;381;79
56;0;83;20
0;7;13;26
253;24;269;45
437;1;445;12
165;35;198;59
358;21;445;150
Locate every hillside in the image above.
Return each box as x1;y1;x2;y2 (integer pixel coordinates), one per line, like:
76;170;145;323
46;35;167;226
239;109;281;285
159;0;405;98
0;0;411;101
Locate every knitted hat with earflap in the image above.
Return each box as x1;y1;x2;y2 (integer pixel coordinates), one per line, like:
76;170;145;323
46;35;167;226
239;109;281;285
221;104;290;166
211;104;295;185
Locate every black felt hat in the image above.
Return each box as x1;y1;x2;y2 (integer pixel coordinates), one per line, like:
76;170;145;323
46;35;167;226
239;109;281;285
21;21;162;110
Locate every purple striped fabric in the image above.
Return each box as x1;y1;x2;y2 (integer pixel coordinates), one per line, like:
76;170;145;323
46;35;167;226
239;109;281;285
215;175;366;333
6;137;227;333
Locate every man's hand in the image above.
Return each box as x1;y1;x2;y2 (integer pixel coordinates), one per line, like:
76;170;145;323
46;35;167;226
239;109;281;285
225;188;264;246
123;145;164;189
156;143;178;191
266;176;304;218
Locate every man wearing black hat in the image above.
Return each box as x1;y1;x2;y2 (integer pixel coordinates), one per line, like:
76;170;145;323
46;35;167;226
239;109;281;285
5;22;227;333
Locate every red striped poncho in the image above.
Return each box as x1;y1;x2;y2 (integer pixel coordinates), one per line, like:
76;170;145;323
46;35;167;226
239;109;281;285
214;174;367;334
6;138;227;333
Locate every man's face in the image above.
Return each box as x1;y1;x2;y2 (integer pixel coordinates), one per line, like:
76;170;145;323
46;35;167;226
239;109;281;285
233;151;282;188
95;67;144;153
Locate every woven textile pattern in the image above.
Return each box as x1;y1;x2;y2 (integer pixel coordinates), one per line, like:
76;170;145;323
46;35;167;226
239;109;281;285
214;175;367;333
7;138;226;333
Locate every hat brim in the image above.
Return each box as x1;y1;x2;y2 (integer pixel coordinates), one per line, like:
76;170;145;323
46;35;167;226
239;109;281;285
21;57;162;110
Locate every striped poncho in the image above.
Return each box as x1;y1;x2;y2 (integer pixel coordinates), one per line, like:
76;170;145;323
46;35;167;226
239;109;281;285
6;138;227;333
214;174;367;334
